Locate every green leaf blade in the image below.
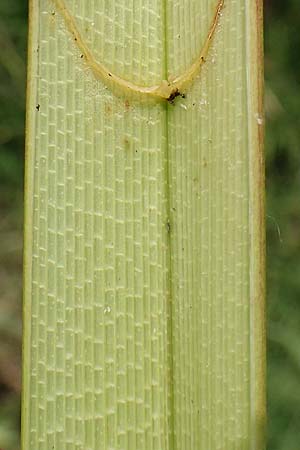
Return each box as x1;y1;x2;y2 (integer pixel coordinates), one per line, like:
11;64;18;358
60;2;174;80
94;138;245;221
23;1;265;449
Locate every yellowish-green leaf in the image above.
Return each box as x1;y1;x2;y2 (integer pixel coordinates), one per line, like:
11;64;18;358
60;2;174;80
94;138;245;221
23;0;265;449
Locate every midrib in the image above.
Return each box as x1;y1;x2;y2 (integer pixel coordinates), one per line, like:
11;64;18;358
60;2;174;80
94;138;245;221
161;1;175;449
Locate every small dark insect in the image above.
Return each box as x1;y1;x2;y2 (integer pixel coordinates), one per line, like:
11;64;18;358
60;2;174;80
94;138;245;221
36;104;40;111
167;89;186;104
167;88;181;104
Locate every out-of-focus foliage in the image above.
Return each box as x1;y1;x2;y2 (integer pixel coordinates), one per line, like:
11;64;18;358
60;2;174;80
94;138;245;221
265;1;300;448
0;1;26;449
0;0;299;449
0;0;27;188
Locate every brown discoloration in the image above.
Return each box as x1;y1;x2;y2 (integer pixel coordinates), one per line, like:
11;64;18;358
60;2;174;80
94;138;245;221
167;88;180;103
167;88;186;104
104;103;112;116
247;1;266;447
123;137;130;148
124;99;130;111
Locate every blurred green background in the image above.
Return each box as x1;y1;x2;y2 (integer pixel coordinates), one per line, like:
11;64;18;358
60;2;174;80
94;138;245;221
0;1;299;449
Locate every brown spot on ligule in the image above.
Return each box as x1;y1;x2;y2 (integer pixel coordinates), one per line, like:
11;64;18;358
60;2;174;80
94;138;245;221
167;88;180;103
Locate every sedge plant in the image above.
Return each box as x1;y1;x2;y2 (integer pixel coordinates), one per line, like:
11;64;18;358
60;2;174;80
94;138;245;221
23;0;265;449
